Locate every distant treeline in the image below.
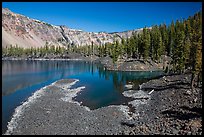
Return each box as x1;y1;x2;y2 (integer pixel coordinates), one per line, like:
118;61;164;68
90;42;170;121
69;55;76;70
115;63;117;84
2;11;202;89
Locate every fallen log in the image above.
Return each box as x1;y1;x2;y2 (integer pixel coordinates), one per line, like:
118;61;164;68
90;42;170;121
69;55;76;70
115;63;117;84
148;89;154;95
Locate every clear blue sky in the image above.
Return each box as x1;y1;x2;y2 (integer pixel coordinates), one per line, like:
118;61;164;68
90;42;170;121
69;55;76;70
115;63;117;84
2;2;202;33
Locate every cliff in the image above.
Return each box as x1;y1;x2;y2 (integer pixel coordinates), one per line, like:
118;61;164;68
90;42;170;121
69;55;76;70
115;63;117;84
2;8;143;48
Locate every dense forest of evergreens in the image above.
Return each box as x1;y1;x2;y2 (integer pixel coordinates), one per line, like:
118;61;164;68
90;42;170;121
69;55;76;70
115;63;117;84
2;11;202;89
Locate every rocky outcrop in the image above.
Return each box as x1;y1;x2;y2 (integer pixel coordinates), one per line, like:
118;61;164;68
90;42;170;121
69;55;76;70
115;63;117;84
2;8;144;48
97;56;165;71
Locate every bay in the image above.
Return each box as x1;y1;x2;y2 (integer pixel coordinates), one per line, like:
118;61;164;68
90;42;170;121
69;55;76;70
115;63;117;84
2;60;163;133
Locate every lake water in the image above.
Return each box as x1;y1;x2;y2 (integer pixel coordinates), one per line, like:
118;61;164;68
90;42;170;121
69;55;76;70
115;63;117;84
2;60;164;133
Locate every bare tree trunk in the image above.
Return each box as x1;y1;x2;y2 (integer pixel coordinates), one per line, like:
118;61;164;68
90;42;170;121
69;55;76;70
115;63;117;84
197;71;201;87
191;73;197;90
191;73;195;90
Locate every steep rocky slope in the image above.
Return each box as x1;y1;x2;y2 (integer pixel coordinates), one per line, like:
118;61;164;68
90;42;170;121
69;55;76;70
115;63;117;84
2;8;143;48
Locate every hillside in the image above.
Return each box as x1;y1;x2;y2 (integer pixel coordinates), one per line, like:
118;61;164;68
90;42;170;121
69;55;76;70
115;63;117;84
2;8;143;48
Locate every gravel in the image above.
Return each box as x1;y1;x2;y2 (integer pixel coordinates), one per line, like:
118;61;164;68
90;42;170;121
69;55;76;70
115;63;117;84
5;73;202;135
121;73;202;135
5;79;130;135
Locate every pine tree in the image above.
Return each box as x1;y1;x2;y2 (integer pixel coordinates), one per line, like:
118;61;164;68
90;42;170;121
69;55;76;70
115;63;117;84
132;32;138;58
168;21;175;57
137;33;143;59
151;25;163;61
172;20;185;73
143;27;151;60
121;37;126;57
112;40;120;64
183;37;191;69
157;31;164;61
125;38;130;58
190;12;202;89
160;24;169;55
91;41;94;56
128;37;133;58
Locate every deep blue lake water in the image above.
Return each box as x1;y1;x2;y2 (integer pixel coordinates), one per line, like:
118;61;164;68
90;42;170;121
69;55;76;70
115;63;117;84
2;60;164;133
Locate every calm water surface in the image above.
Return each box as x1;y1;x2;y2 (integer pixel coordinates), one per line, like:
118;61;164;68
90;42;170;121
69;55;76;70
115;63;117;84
2;60;164;133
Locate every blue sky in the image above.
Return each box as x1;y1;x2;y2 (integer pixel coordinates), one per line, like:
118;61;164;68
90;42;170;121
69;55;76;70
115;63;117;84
2;2;202;33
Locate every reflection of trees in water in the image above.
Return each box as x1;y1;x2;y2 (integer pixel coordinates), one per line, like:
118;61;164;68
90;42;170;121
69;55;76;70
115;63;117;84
2;60;163;96
97;65;128;92
97;64;163;92
112;72;124;92
82;61;98;75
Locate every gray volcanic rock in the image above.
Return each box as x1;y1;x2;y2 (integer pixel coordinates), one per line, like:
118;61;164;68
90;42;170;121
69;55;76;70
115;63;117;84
123;74;202;135
4;75;202;135
5;79;131;135
98;57;164;71
2;8;144;48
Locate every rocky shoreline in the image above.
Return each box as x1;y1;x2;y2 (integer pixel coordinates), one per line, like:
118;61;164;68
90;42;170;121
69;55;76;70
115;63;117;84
1;55;99;62
4;79;131;135
2;56;166;72
95;56;166;72
120;73;202;135
4;73;202;135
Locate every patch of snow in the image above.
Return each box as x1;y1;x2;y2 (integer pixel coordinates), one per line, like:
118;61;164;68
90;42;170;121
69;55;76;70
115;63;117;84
69;28;83;32
32;19;42;23
52;25;61;29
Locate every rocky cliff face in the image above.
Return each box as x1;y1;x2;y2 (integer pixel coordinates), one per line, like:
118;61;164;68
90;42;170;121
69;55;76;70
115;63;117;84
2;8;143;48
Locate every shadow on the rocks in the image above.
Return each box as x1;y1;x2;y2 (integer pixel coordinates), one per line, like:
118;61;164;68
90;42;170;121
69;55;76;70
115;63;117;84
180;106;202;115
142;81;190;91
161;106;202;120
120;121;135;127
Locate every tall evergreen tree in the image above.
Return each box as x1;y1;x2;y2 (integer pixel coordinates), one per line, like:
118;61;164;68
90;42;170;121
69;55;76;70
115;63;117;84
168;21;175;57
143;27;151;60
190;12;202;89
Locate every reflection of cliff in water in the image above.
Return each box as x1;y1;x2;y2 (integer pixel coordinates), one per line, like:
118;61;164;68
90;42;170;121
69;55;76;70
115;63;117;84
2;60;98;96
2;60;163;96
97;64;164;92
